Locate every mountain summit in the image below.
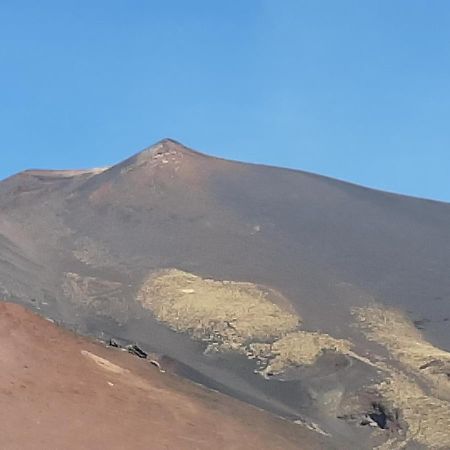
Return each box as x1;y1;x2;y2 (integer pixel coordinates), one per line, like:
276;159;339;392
116;138;205;169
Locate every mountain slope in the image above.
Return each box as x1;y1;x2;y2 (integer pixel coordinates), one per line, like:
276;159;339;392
0;302;325;450
1;139;450;449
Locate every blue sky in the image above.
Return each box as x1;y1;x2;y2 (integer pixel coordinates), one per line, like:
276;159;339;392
1;1;450;202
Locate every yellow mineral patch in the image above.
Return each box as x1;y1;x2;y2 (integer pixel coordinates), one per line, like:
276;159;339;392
137;269;300;348
136;270;450;448
353;306;450;400
353;305;450;449
375;371;450;449
249;331;352;376
138;269;360;373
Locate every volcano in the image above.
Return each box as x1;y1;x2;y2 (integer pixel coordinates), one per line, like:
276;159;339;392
1;139;450;449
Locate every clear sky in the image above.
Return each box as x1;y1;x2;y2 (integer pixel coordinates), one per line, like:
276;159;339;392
1;1;450;202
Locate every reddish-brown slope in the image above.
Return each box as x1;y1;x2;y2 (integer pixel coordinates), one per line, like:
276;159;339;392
0;302;327;450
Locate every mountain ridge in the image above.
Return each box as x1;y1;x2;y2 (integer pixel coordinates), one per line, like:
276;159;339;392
3;138;449;206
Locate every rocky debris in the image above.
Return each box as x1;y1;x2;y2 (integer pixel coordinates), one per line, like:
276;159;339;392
246;331;353;377
108;337;166;371
419;359;450;378
419;359;442;370
359;415;379;427
293;417;330;436
149;359;165;373
338;400;402;432
364;402;400;430
109;337;148;359
127;345;148;359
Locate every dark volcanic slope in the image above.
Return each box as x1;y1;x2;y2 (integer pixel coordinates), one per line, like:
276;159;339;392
1;139;450;449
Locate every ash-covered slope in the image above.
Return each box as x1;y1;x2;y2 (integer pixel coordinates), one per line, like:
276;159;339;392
1;139;450;449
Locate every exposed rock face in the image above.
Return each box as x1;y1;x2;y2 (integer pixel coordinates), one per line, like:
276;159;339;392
1;138;450;448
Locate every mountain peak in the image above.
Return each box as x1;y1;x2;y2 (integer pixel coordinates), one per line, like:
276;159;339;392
138;138;200;159
103;138;207;180
157;137;184;146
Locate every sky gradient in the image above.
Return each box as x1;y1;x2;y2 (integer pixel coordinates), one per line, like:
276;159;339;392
1;1;450;202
